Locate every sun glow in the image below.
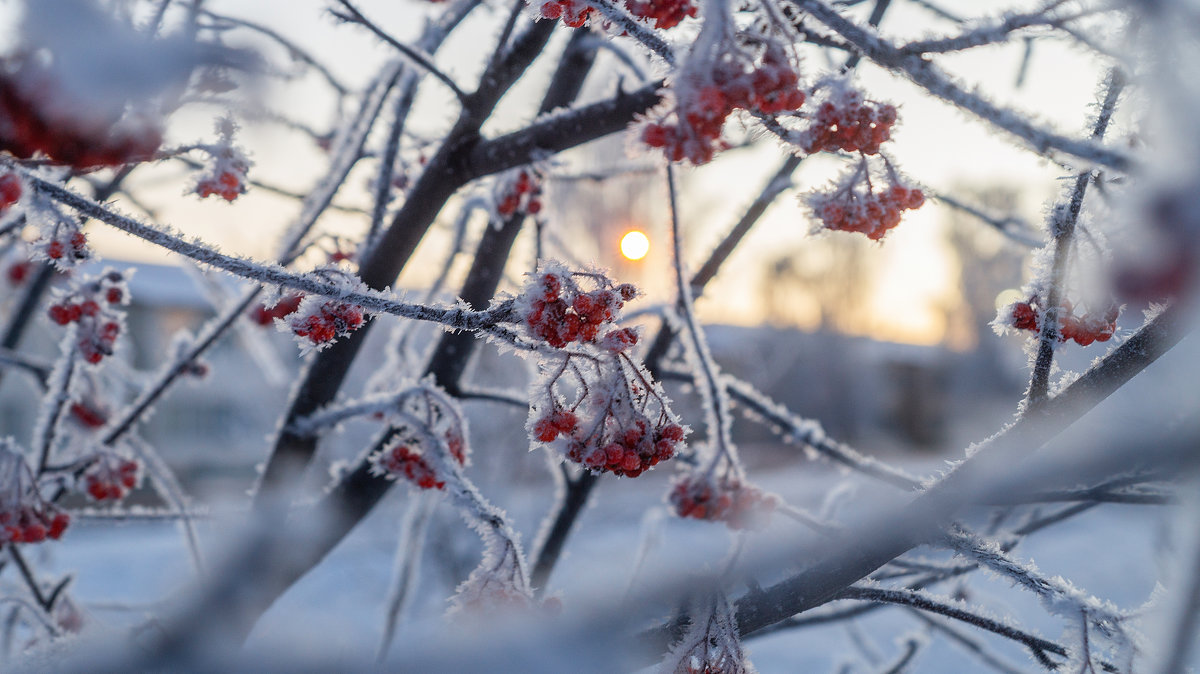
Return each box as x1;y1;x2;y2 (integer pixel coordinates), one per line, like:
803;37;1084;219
620;230;650;260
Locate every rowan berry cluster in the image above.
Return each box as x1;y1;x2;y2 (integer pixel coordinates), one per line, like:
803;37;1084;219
6;260;31;285
40;229;90;265
0;443;70;544
518;266;638;348
249;292;304;326
800;83;897;155
496;169;543;217
0;507;70;545
192;118;251;202
0;173;22;214
668;473;779;530
0;64;162;168
46;270;128;364
807;163;924;241
81;453;140;502
534;0;594;27
1004;297;1119;346
623;0;697;29
288;296;365;347
370;383;472;490
642;46;805;164
70;401;109;429
378;443;444;490
521;264;683;476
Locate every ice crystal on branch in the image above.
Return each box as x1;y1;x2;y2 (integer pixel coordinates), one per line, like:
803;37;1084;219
0;440;69;545
661;592;756;674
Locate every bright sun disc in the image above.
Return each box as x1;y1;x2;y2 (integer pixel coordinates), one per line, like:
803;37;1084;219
620;230;650;260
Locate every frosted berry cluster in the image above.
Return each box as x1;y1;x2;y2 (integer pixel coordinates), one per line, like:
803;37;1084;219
377;443;444;490
290;300;364;345
668;473;778;530
40;229;90;266
0;62;162;168
800;83;897;155
1003;297;1119;346
496;169;543;217
192;118;251;202
807;165;924;241
642;47;805;165
519;266;638;348
249;292;304;326
81;452;140;502
70;400;109;429
624;0;697;29
0;443;70;544
533;0;594;27
0;172;22;215
46;270;128;364
371;383;471;491
522;264;684;477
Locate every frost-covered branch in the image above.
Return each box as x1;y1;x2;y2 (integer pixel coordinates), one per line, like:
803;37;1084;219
785;0;1133;170
26;176;519;336
897;1;1112;54
331;0;469;104
1026;68;1123;404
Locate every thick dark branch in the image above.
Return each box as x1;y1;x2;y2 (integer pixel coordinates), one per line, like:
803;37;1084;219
463;80;663;181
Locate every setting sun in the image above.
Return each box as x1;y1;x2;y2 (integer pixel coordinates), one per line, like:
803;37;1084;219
620;230;650;260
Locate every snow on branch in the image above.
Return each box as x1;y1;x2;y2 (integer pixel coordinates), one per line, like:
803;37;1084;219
24;175;519;337
785;0;1133;171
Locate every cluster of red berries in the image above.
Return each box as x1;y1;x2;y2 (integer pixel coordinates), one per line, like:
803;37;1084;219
0;506;70;544
800;86;897;155
377;424;468;490
69;401;108;429
1008;297;1119;346
5;259;32;286
568;418;684;478
81;454;140;502
195;169;245;202
249;292;304;326
669;474;779;529
623;0;696;29
496;170;543;217
289;299;365;345
43;230;90;263
46;271;127;364
535;0;594;27
812;180;925;241
521;270;638;348
378;444;444;490
0;68;162;168
643;48;805;164
0;173;21;214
